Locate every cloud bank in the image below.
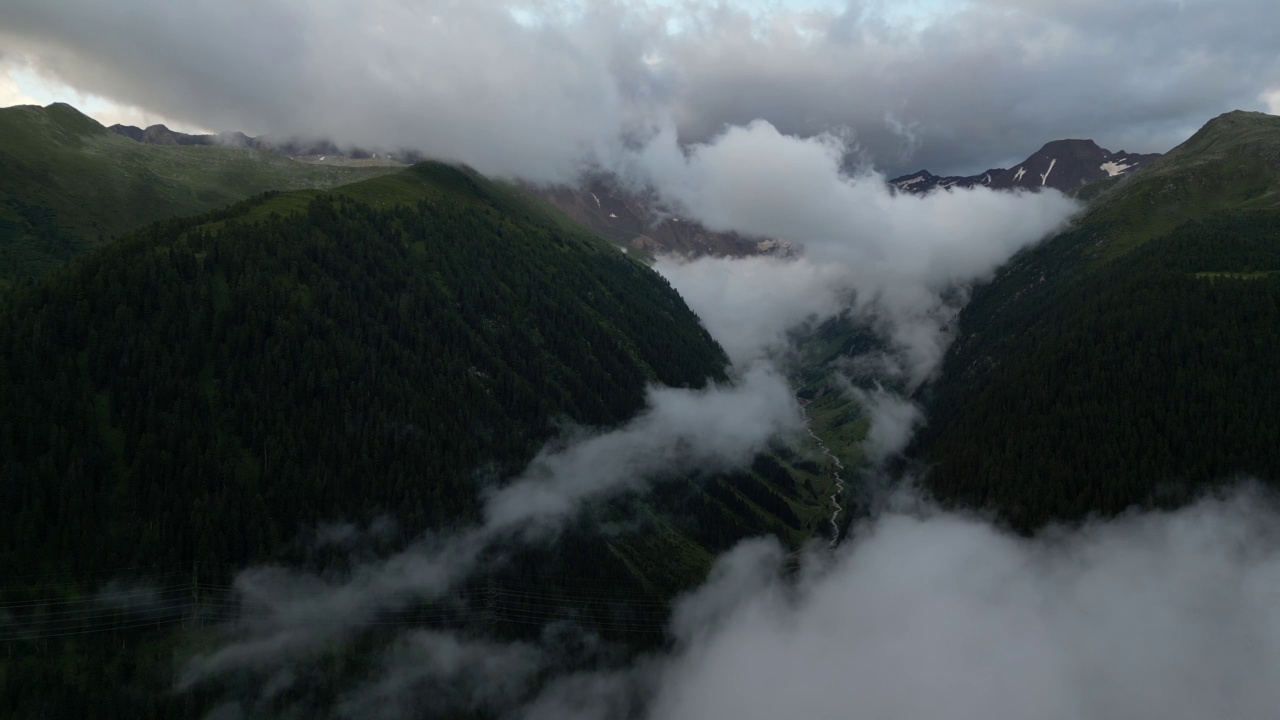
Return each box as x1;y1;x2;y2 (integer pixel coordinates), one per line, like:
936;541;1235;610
528;487;1280;720
644;120;1077;383
3;0;1279;180
210;487;1280;719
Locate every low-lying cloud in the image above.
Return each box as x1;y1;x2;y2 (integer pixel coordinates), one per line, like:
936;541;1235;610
3;0;1279;180
654;255;849;365
210;486;1280;719
647;120;1077;384
180;363;803;690
527;486;1280;720
486;364;802;533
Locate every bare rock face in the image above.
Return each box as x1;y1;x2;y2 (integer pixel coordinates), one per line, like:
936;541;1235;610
532;175;792;258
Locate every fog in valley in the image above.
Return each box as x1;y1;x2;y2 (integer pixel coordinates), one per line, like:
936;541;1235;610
9;1;1280;718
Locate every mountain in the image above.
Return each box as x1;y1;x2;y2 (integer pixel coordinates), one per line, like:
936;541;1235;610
0;103;401;284
107;122;251;147
914;110;1280;531
109;121;420;162
108;120;780;258
891;139;1161;195
0;160;840;718
532;174;792;257
889;166;1008;193
0;160;740;588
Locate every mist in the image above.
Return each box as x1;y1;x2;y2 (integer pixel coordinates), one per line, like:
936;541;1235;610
5;0;1280;181
176;78;1084;716
526;486;1280;720
485;364;802;534
179;363;804;690
642;119;1078;384
213;486;1280;719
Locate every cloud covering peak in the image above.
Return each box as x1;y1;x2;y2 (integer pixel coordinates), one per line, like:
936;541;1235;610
3;0;1279;180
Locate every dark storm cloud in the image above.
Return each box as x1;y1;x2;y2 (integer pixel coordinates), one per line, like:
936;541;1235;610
1;0;1278;178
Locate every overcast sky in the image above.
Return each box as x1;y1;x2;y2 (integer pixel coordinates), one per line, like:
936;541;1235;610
2;0;1278;178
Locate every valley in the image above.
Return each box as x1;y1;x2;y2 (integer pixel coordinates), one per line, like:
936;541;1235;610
2;92;1279;720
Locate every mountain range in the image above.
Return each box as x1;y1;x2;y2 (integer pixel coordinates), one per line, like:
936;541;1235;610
4;100;1280;718
108;122;787;258
105;117;1163;258
0;104;400;284
108;121;422;163
1;104;843;719
889;138;1162;195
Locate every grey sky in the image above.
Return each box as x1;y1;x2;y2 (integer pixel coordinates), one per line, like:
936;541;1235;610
1;0;1278;178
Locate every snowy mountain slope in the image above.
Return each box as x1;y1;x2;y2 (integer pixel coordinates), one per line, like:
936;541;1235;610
891;140;1161;195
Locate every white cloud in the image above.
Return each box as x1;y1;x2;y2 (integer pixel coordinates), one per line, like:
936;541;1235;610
655;255;849;365
524;487;1280;720
2;0;1278;178
0;51;209;131
1263;88;1280;115
181;363;803;690
0;64;40;107
641;120;1078;385
484;363;804;533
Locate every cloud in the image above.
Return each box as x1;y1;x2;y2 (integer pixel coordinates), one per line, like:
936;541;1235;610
485;363;804;533
0;51;208;131
2;0;1279;180
643;119;1078;385
844;385;923;464
180;363;803;690
1264;88;1280;116
523;486;1280;720
336;631;544;720
654;255;849;365
0;57;40;107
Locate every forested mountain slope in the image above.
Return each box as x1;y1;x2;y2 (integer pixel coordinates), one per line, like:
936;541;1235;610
0;161;838;718
0;160;732;582
0;103;398;284
916;111;1280;531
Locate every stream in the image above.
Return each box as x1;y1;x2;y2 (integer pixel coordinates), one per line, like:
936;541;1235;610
803;409;846;548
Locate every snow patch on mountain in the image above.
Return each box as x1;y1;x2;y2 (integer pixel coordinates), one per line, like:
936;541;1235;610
1039;158;1056;186
1100;159;1134;176
888;139;1160;196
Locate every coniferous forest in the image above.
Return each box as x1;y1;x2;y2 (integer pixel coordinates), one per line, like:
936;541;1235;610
1;164;830;718
919;210;1280;530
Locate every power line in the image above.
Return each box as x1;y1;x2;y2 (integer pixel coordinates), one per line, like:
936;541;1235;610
0;578;680;643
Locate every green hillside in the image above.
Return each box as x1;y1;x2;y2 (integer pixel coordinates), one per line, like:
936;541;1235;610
0;103;399;284
0;161;837;718
0;160;737;578
916;111;1280;531
1073;110;1280;259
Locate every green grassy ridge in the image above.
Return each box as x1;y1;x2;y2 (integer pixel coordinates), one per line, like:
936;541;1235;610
0;102;399;283
1072;110;1280;262
231;160;632;251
